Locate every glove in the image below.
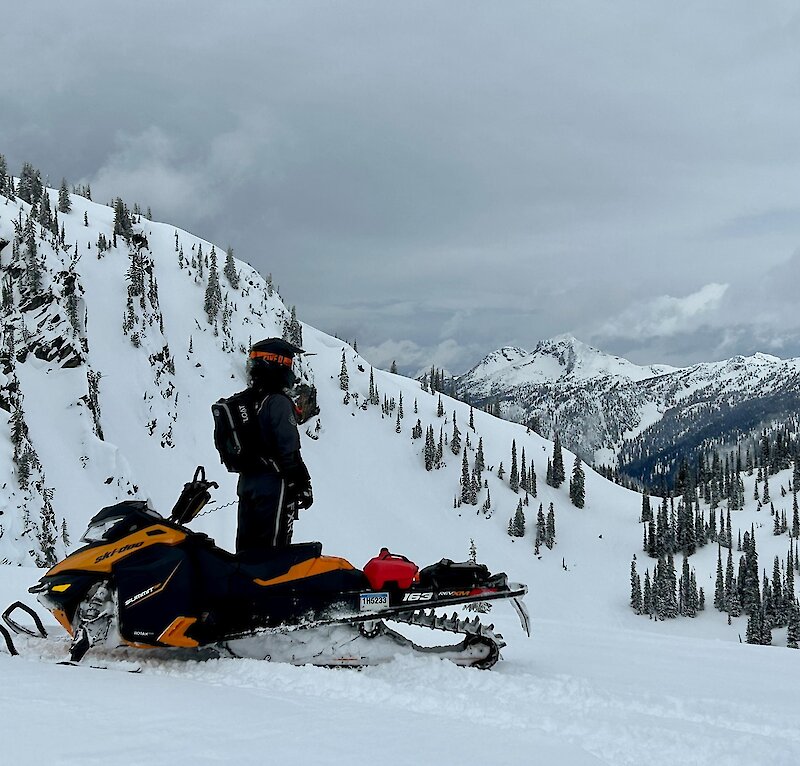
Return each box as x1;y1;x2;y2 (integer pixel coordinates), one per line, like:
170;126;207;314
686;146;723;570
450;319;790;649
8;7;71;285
285;480;313;510
283;459;313;510
296;484;314;510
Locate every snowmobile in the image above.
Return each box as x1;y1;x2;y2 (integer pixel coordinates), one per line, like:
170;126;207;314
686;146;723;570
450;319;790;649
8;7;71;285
3;468;530;669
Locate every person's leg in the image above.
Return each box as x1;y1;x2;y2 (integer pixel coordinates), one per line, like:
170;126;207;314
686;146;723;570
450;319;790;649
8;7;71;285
236;475;285;553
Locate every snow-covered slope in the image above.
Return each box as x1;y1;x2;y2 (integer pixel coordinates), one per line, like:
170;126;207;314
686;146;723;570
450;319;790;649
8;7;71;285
456;335;800;475
2;183;800;765
0;188;305;564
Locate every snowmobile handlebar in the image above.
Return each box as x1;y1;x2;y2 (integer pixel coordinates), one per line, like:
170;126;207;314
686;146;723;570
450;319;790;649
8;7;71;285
168;466;219;525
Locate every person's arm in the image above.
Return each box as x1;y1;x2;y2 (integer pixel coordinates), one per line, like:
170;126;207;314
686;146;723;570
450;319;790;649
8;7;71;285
260;395;313;508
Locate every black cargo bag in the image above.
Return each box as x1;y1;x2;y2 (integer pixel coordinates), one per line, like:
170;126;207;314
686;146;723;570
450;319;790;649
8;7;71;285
418;558;491;589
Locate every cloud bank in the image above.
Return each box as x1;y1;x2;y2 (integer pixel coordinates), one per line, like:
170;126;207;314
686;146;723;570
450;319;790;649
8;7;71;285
3;1;800;373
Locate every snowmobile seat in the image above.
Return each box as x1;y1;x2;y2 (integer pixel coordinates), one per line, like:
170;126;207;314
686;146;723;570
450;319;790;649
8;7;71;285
234;542;324;580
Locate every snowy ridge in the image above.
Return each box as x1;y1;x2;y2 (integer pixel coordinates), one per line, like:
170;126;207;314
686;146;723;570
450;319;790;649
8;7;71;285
457;335;800;474
0;187;299;564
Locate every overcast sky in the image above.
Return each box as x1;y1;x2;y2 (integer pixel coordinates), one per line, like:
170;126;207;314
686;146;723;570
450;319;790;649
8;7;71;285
3;1;800;374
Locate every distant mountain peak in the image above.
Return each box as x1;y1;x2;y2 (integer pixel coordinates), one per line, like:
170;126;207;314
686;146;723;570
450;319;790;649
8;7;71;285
457;336;800;473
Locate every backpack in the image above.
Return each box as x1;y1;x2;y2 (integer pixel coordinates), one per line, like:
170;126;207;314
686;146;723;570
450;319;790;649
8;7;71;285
211;388;264;473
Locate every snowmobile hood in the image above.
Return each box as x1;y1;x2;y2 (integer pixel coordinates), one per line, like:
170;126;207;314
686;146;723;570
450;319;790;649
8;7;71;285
45;525;187;577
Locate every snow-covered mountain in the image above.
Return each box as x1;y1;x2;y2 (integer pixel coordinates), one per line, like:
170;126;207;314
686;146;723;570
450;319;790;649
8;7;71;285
2;175;800;765
456;335;800;480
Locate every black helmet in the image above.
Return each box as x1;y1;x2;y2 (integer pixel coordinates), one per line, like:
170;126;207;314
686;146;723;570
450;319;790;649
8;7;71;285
247;337;304;390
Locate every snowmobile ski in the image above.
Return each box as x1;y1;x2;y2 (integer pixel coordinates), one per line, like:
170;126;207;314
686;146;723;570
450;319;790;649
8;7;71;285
56;660;142;674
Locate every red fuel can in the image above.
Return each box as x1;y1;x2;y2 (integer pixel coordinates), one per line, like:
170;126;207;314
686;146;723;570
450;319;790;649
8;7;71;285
363;548;419;590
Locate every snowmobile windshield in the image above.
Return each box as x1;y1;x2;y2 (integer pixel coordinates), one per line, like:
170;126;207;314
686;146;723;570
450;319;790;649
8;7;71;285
80;500;163;544
81;514;128;543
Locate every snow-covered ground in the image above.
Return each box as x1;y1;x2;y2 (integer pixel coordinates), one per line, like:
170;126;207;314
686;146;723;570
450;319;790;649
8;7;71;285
2;185;800;765
4;563;800;766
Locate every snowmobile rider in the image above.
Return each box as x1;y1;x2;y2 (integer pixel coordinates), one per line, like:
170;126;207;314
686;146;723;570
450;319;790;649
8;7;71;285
236;338;313;553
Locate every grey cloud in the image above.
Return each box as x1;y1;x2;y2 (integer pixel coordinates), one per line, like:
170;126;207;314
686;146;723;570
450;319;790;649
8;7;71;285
4;2;800;373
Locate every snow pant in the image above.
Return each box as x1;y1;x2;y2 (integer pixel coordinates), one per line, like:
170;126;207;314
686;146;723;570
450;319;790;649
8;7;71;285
236;472;294;554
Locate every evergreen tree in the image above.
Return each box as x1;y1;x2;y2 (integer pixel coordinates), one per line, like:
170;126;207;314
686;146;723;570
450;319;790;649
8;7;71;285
725;547;741;616
771;555;786;626
339;350;349;391
17;162;42;204
112;197;133;239
545;502;556;548
461;450;471;505
714;546;725;611
475;438;485;477
451;412;461;455
663;554;679;618
223;246;239;288
569;454;585;508
204;247;222;323
761;604;773;645
424;426;435;471
510;440;519;493
58;178;71;213
788;602;800;648
37;487;58;568
630;557;642;613
641;494;652;522
510;501;525;537
38;189;52;229
725;508;733;549
466;539;491;611
742;528;760;615
21;214;42;293
284;305;303;348
746;610;762;645
536;504;546;547
369;367;382;404
551;432;565;487
643;570;653;616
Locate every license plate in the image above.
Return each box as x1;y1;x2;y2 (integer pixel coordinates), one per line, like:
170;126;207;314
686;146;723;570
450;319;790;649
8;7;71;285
359;592;390;611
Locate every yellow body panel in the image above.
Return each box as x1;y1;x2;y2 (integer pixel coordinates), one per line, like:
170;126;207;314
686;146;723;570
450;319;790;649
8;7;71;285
157;617;199;647
253;556;355;587
46;525;187;577
52;609;73;636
